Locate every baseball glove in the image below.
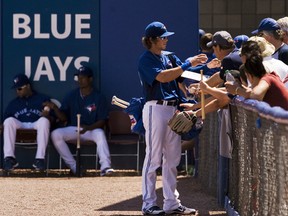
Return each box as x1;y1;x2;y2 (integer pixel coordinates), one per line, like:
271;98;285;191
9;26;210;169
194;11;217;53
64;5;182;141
168;110;197;135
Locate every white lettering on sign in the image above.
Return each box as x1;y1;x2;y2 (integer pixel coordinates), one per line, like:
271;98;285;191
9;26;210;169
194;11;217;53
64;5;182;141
51;14;71;39
74;56;90;69
34;14;49;39
75;14;91;39
13;14;31;39
25;56;90;81
13;14;91;39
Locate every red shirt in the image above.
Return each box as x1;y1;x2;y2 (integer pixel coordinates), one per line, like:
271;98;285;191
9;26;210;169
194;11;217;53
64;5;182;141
261;72;288;110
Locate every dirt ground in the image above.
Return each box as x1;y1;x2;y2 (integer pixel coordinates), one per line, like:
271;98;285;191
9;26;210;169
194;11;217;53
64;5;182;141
0;170;227;216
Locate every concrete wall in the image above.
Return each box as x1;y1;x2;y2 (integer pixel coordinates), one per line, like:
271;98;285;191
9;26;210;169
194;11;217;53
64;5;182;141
199;0;288;38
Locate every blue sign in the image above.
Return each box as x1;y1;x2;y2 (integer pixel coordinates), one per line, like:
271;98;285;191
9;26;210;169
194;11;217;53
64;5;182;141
1;0;199;118
1;0;101;122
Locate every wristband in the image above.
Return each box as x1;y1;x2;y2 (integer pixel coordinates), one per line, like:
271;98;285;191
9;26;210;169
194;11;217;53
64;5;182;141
181;61;192;71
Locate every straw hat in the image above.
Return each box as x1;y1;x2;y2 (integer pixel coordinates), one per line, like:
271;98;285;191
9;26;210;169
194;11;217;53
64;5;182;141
247;36;275;57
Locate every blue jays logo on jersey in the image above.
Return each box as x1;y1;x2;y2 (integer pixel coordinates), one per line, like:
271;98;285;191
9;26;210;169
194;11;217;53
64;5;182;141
86;103;97;112
167;59;173;68
14;108;41;118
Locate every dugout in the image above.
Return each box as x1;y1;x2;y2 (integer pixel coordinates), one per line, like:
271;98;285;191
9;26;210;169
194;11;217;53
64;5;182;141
0;0;199;170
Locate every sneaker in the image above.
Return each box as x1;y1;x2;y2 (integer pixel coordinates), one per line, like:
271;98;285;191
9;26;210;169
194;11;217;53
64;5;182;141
32;159;45;171
142;206;165;215
4;157;19;171
165;205;197;215
100;168;115;176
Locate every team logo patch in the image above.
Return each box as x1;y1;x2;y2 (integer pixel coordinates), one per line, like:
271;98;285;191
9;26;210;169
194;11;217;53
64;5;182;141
14;77;19;84
167;59;173;68
86;104;97;112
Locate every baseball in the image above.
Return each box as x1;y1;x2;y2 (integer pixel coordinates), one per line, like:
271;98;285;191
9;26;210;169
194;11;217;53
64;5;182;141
44;106;50;112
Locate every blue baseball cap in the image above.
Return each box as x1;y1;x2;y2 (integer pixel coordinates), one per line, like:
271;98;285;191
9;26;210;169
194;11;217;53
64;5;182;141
251;17;280;35
199;29;206;39
145;21;174;38
234;35;249;49
12;73;30;89
74;66;93;77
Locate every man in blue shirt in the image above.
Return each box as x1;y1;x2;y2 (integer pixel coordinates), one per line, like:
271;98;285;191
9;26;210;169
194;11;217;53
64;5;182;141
252;17;288;65
138;21;206;215
2;74;51;171
50;66;114;176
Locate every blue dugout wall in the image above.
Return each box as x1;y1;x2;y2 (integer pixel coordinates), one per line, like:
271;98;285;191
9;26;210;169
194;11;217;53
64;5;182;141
0;0;199;167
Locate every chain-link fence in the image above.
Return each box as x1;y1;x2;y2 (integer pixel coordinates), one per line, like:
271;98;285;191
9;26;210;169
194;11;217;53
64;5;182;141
198;97;288;216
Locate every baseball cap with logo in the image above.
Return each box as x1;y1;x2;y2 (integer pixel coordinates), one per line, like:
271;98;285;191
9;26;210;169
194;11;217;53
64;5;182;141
234;35;249;49
206;31;233;48
12;73;30;89
251;17;280;35
74;66;93;77
145;21;175;38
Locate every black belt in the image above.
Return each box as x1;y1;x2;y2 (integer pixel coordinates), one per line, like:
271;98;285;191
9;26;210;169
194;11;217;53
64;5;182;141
156;100;177;106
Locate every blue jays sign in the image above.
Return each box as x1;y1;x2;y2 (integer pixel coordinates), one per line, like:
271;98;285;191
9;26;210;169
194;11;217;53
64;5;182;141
1;0;100;107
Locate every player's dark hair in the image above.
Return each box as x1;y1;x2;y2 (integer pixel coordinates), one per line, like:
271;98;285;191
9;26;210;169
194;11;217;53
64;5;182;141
142;36;158;49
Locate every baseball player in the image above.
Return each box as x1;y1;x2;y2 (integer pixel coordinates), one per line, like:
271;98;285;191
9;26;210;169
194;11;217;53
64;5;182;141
138;21;206;215
50;66;114;176
2;74;52;172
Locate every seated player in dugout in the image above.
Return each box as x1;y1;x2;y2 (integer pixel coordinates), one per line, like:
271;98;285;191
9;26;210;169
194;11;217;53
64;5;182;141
1;74;55;172
47;66;115;176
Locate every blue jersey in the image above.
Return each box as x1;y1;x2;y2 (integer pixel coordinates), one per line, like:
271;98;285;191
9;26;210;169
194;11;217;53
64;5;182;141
4;92;50;122
60;88;108;126
138;50;183;101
